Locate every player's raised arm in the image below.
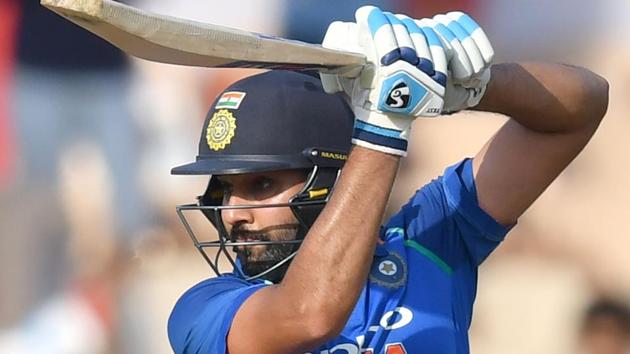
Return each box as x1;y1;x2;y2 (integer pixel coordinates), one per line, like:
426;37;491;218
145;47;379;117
227;147;400;354
470;62;609;225
415;13;609;226
227;6;449;354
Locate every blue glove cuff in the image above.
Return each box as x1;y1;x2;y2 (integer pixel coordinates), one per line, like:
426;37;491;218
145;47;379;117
352;119;408;156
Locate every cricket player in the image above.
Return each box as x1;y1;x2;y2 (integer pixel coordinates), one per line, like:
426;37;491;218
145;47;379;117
167;6;609;354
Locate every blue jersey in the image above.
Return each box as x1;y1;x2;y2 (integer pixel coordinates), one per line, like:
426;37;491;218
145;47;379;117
168;159;511;354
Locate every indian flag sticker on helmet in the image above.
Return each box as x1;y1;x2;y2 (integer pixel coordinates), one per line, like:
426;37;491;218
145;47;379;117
206;109;237;151
215;91;247;110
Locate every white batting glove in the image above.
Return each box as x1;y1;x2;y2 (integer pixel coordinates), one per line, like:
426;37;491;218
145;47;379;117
420;12;495;113
321;6;448;156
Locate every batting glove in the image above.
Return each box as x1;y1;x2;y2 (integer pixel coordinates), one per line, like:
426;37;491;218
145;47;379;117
321;6;448;156
420;12;494;113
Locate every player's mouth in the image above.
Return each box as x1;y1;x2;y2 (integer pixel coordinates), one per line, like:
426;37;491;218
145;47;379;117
232;234;268;243
238;237;263;243
230;227;271;243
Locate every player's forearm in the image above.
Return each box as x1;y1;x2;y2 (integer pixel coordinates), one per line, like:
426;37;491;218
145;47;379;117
280;146;399;337
474;62;609;132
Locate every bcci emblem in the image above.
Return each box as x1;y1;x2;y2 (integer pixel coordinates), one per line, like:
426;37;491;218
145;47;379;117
369;251;407;289
206;109;237;151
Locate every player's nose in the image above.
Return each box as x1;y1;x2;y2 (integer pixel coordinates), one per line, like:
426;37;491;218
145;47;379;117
221;194;255;227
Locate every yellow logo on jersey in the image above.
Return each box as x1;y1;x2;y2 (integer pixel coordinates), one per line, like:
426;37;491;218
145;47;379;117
206;109;237;151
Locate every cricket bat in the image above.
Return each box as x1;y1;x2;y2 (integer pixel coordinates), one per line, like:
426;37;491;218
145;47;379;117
40;0;367;72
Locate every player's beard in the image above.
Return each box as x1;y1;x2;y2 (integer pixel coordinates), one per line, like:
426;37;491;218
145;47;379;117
230;223;301;283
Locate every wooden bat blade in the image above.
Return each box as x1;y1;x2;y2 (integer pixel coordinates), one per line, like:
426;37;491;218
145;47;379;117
40;0;367;72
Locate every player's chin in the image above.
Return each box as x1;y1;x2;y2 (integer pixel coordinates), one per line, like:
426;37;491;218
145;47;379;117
244;251;282;266
243;259;282;277
234;244;267;258
242;250;286;268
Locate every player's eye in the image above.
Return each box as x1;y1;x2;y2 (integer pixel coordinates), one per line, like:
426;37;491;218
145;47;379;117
254;176;272;191
251;176;275;199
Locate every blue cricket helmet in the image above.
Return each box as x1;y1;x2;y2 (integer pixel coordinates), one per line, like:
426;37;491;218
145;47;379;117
172;70;354;175
172;70;355;282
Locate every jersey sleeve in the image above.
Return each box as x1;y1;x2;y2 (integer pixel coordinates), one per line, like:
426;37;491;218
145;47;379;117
388;158;512;269
167;277;265;354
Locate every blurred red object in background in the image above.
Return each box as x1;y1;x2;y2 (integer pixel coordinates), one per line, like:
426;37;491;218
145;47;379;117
405;0;479;18
0;0;19;189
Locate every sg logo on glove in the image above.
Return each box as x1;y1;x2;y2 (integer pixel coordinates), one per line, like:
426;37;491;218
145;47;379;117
385;82;410;109
378;72;429;115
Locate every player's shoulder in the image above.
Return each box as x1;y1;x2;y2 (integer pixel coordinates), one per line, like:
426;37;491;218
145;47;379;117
386;158;473;222
416;158;475;205
187;274;252;294
169;276;238;323
170;275;255;314
168;275;265;353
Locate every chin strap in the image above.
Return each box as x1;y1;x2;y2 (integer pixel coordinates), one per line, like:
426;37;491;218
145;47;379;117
289;166;341;229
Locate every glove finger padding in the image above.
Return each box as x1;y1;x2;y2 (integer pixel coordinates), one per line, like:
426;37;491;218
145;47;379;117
423;18;473;82
447;12;494;64
414;20;449;85
423;12;494;113
434;14;485;76
383;12;418;66
321;6;449;156
396;15;438;81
